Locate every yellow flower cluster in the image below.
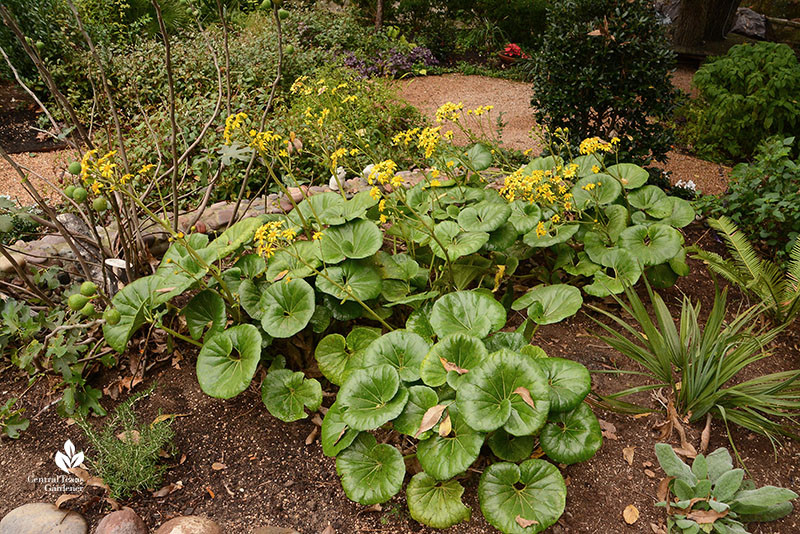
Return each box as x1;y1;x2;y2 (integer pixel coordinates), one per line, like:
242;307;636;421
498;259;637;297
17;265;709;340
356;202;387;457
224;112;248;145
499;167;573;212
254;220;297;258
578;136;620;155
435;101;463;123
391;126;441;159
466;105;494;116
367;160;398;185
249;129;282;152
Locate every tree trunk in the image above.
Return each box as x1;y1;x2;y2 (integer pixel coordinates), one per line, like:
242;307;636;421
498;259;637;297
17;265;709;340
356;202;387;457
673;0;710;48
375;0;383;31
704;0;742;40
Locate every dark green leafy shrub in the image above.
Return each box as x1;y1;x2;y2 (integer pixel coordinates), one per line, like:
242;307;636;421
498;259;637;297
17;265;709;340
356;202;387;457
685;42;800;161
530;0;679;164
695;136;800;256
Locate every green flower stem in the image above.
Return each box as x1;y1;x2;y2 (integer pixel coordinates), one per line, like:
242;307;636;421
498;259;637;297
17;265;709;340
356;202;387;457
159;323;203;348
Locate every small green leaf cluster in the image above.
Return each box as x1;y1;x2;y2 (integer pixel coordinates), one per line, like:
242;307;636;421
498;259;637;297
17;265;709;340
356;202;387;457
654;443;797;534
77;386;175;499
0;196;40;246
319;290;601;532
530;0;679;164
695;137;800;259
0;397;29;439
684;42;800;161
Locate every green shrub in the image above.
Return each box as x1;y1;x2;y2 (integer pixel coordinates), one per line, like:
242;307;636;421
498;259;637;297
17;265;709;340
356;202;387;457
530;0;679;164
696;136;800;256
77;386;174;499
685;42;800;161
655;443;797;533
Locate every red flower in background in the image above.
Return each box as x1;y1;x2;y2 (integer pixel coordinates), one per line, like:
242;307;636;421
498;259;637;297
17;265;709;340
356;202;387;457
503;43;529;59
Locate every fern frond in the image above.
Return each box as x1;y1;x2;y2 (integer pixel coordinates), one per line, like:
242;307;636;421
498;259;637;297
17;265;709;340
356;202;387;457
692;249;753;290
707;217;766;287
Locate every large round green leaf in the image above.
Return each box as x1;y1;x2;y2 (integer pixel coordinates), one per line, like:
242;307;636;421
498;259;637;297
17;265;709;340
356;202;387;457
343;190;379;221
628;185;667;211
259;278;315;338
484;332;528;353
430;290;506;339
265;241;321;281
540;403;602;465
571;174;621;209
261;369;322;422
393;385;440;439
289;192;345;227
485;223;520;252
523;222;579;248
478;459;567;533
420;333;488;389
336;433;405;505
319;219;383;263
314;327;379;386
457;352;550;435
406;306;436;341
458;201;512;232
572;153;603;177
430;220;489;260
316;259;382;302
603;203;630;242
536;358;591;412
583;230;620;267
511;284;583;325
196;324;262;399
583;249;643;297
509;201;542;234
488;428;535;463
465;143;493;171
183;290;226;341
339;365;409;430
321;400;360;457
406;472;471;529
524;155;562;173
606;163;648;189
657;197;695;228
362;330;430;382
618;224;682;266
416;404;486;480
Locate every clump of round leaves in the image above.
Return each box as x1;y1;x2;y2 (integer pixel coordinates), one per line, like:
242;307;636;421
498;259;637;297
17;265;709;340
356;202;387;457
321;401;360;457
535;357;591;412
457;351;550;436
539;403;602;465
487;428;535;463
196;324;262;399
430;290;506;339
258;278;315;338
416;404;485;480
407;472;471;529
361;330;430;382
512;284;583;325
479;459;567;533
261;369;322;422
336;433;405;505
338;365;409;431
420;333;488;390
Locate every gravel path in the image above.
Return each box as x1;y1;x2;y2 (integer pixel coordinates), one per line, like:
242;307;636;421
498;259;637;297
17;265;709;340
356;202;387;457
399;69;730;195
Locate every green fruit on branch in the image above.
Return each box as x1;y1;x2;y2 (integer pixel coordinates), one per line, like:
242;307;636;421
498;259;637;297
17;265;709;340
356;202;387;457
92;196;108;212
80;302;95;317
284;44;295;56
260;0;272;10
278;8;289;20
103;308;121;325
35;41;45;52
64;185;76;199
72;187;87;202
80;281;97;297
68;293;89;311
68;161;82;175
273;0;283;6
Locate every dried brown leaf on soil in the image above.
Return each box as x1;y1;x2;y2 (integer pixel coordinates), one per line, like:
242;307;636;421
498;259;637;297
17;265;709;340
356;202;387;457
305;426;319;445
623;446;635;466
211;462;227;471
515;515;539;528
55;494;79;508
152;481;183;498
321;526;335;534
644;469;656;478
700;413;712;454
151;413;190;426
415;404;447;438
116;430;140;444
598;419;618;440
68;467;109;491
623;504;640;525
656;477;674;503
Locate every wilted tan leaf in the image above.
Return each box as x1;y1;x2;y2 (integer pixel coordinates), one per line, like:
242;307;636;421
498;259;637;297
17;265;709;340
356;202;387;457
644;469;656;478
151;413;190;426
105;497;121;511
116;430;140;444
334;427;348;445
211;462;227;471
598;419;618;440
439;357;468;375
55;494;79;508
311;414;324;426
321;525;335;534
700;413;712;454
512;386;536;409
273;269;289;282
152;481;183;498
305;426;319;445
515;515;539;528
622;446;635;466
623;504;640;524
687;509;728;524
587;29;602;36
415;404;447;438
656;477;674;502
438;414;452;437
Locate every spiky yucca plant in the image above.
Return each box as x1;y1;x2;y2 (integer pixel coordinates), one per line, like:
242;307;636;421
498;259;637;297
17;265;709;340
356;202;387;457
693;216;800;325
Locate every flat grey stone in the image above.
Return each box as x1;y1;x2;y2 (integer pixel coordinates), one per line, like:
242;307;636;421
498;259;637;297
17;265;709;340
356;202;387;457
154;516;221;534
0;502;87;534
